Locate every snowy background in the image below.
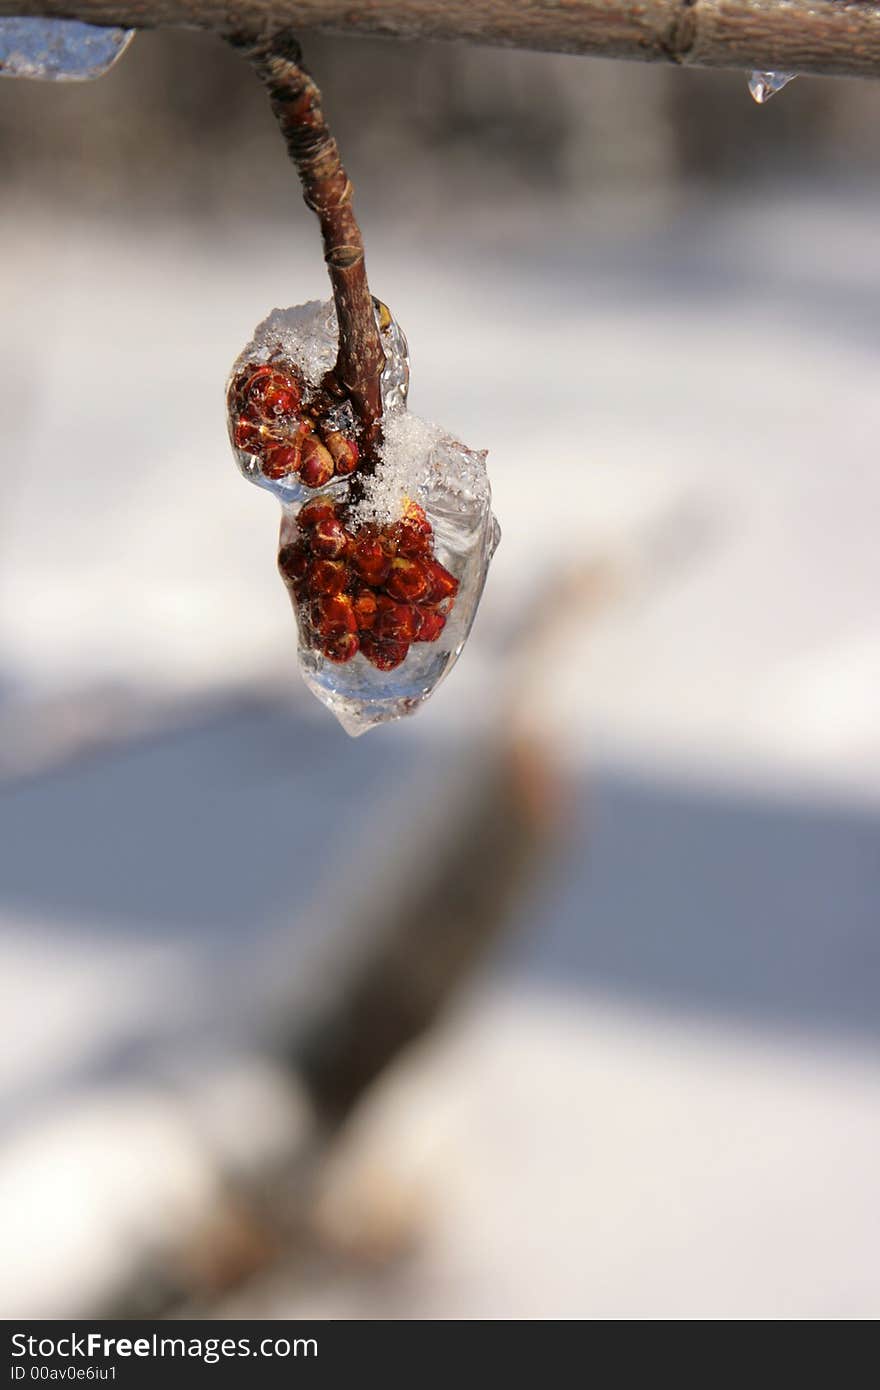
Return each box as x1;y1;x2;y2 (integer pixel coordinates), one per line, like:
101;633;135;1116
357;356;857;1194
1;32;879;1319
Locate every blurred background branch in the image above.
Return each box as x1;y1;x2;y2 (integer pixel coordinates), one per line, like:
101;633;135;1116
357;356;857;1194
0;0;878;81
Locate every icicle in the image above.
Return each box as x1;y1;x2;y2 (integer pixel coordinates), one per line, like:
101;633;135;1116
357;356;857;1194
748;70;796;104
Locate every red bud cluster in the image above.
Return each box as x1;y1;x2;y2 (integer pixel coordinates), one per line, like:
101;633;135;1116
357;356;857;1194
229;362;360;486
278;499;459;670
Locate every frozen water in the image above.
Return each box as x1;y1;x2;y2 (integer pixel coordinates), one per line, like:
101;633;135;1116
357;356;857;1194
376;302;410;414
0;19;133;81
292;430;500;737
748;71;796;104
229;297;497;735
228;298;410;505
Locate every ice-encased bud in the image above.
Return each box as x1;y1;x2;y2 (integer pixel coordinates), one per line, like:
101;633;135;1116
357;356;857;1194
227;299;409;504
228;300;499;735
0;19;133;81
289;425;499;736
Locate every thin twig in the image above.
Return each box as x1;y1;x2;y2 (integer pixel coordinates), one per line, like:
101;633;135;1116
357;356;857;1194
228;32;386;446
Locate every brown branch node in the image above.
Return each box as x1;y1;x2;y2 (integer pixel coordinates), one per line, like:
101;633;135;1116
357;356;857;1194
661;0;699;63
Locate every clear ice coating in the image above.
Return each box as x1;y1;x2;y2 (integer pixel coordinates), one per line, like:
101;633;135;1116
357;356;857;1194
228;299;411;506
228;300;499;736
0;18;134;81
748;70;796;104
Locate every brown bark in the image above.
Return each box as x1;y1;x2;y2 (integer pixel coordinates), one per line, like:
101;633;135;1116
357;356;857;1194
229;33;385;445
0;1;879;82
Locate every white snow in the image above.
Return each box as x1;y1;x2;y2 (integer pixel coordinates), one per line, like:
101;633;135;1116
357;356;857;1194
354;411;444;523
236;300;336;388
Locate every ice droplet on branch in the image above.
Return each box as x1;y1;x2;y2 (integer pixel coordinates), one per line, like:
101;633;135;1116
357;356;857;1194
748;70;796;104
227;300;499;736
0;19;133;81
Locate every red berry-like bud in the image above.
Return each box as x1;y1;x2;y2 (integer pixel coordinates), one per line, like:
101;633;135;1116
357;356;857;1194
312;593;357;637
297;496;338;531
321;630;360;664
323;430;360;476
263;440;303;479
238;364;274;401
233;416;262;452
311;517;350;559
240;363;301;411
352;589;378;630
385;556;429;603
308;559;349;597
375;594;420;644
278;540;310;583
389;523;430;559
262;381;301;417
241;397;266;424
360;634;410;671
423;559;459;606
391;501;433;558
299;435;335;490
351;528;392;586
415;608;446;643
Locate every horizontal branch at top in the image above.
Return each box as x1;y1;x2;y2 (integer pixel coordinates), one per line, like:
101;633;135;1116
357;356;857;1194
0;0;878;81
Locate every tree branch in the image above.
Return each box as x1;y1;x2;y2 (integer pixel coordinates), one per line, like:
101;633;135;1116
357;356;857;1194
0;1;878;82
228;31;384;443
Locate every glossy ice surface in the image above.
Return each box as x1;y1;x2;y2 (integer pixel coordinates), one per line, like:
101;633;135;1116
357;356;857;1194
0;18;133;81
290;436;500;736
228;300;499;734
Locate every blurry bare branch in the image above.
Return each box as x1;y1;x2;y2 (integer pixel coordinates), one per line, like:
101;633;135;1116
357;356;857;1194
294;738;559;1128
0;0;877;81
